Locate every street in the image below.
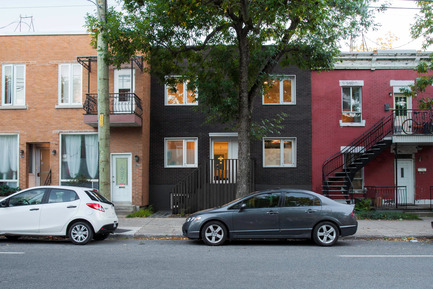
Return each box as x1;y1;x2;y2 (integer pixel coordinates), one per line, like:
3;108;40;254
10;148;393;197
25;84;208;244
1;238;432;289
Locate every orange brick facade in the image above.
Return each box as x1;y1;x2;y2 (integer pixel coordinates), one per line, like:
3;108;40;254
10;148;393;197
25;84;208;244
0;33;150;207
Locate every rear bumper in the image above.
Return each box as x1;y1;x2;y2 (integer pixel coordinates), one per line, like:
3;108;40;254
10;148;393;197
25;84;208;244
340;223;358;237
96;221;118;234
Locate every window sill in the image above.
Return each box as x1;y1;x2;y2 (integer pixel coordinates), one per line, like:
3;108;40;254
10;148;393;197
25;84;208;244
165;165;198;168
263;165;297;168
262;103;296;106
55;104;83;109
0;105;28;110
339;120;366;127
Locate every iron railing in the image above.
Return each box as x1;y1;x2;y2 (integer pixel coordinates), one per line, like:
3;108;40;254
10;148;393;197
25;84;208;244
83;93;143;116
43;169;52;186
393;109;433;135
364;186;407;209
170;159;255;215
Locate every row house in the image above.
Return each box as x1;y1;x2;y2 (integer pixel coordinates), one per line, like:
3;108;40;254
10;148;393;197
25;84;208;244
0;33;150;209
312;50;433;208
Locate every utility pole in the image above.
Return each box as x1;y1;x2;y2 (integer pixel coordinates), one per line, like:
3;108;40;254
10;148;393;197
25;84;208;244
97;0;111;200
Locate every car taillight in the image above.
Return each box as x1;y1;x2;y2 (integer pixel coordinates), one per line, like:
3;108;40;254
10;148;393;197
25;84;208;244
351;208;355;218
86;203;105;212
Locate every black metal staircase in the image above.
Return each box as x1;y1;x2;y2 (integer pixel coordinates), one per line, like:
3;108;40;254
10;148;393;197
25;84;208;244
322;114;394;201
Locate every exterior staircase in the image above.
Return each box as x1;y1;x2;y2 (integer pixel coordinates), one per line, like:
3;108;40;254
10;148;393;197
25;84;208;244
322;113;394;202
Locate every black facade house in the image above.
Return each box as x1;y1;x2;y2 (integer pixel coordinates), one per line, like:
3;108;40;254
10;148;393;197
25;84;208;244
149;64;312;213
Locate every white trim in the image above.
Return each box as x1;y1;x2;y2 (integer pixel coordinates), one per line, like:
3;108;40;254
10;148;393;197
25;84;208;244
390;80;414;87
339;120;366;127
262;137;297;168
164;137;198;168
262;75;296;105
340;146;365;153
2;64;26;107
339;80;364;86
208;132;238;137
58;63;83;106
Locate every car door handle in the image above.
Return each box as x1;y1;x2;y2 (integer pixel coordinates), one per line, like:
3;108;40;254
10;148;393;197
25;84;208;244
266;211;279;215
67;206;77;209
306;209;317;214
30;208;39;211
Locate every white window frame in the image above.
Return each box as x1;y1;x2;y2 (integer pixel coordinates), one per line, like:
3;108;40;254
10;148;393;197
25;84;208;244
339;80;365;127
164;76;198;106
0;133;19;187
262;75;296;105
164;137;198;168
57;63;83;108
263;137;297;168
1;64;26;108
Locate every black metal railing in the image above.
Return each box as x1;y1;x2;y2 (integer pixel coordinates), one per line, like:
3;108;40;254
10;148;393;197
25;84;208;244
365;186;407;209
43;169;52;186
83;93;143;116
393;109;433;135
170;159;255;215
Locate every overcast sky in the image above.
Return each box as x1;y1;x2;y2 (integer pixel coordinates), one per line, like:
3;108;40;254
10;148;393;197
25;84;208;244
0;0;430;51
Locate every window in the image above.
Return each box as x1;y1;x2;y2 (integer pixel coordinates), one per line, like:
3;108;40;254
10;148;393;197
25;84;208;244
340;80;364;126
165;138;198;167
2;64;25;107
0;134;18;187
48;189;79;203
58;64;82;106
165;78;197;105
243;192;281;208
263;138;296;167
263;76;296;105
8;189;45;207
60;134;99;187
283;192;321;207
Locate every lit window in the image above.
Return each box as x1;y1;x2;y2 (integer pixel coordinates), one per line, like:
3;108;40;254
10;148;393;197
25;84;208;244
59;64;82;105
165;138;198;167
2;64;25;106
263;76;295;105
165;78;197;105
263;138;296;167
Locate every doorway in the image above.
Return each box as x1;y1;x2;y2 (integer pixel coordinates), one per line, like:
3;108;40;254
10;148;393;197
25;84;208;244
28;143;51;187
113;69;135;113
111;153;132;203
210;136;238;183
396;159;415;204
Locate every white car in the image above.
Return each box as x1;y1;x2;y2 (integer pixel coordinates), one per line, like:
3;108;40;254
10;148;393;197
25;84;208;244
0;186;118;245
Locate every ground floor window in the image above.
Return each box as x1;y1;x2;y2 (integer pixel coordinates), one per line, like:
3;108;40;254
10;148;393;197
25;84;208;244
60;134;98;187
263;138;296;167
0;134;18;187
165;138;198;167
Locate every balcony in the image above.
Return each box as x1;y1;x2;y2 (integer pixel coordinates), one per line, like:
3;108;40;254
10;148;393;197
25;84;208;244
83;93;143;127
392;109;433;144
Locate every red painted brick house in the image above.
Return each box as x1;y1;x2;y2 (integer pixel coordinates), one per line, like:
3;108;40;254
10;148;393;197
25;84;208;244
312;51;433;207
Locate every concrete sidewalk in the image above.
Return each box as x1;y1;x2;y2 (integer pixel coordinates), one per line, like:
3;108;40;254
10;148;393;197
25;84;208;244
112;216;433;240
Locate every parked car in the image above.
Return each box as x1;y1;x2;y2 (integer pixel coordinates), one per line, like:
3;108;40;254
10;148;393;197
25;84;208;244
182;189;357;246
0;186;118;245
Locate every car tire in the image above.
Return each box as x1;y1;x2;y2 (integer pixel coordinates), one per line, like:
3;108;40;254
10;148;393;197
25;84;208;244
313;222;339;246
93;233;110;241
201;221;227;246
68;221;93;245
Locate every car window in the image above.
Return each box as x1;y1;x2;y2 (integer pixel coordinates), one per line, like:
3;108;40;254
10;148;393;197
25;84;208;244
85;190;112;204
8;189;45;207
243;192;281;208
48;189;79;203
283;192;321;207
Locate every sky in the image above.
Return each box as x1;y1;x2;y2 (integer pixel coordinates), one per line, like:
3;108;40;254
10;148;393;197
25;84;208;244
0;0;431;52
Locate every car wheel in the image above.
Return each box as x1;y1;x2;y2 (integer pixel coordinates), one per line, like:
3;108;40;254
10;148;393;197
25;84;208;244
201;221;227;246
313;222;339;246
93;233;110;241
68;221;93;245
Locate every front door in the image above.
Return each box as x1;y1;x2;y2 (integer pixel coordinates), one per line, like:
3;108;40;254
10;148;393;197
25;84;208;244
111;154;132;203
394;93;412;133
396;159;415;204
210;137;238;182
113;69;135;113
31;145;50;187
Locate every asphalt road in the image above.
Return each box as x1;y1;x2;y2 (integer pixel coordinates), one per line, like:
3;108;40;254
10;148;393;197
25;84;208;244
1;238;432;289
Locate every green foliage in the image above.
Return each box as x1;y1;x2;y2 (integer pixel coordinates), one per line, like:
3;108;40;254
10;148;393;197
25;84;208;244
126;205;154;218
251;113;288;140
418;97;433;110
0;184;20;196
355;198;373;212
356;210;421;220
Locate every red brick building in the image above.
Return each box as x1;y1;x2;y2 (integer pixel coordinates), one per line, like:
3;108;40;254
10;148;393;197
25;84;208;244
0;33;150;208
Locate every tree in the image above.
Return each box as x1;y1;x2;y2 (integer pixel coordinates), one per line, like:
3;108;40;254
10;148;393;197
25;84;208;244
87;0;377;198
408;1;433;106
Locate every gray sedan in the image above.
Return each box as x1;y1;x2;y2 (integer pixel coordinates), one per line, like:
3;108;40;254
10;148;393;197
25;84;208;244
182;189;357;246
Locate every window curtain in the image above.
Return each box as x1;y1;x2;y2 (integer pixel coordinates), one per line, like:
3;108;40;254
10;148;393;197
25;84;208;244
84;135;98;179
65;135;81;178
0;136;10;179
8;136;17;179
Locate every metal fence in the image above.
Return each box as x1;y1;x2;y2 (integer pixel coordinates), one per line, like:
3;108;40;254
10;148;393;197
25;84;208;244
364;186;407;209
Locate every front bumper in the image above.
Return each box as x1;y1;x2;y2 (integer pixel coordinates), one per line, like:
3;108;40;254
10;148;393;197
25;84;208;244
182;222;200;239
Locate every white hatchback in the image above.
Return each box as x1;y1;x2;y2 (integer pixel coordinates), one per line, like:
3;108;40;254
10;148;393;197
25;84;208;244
0;186;118;245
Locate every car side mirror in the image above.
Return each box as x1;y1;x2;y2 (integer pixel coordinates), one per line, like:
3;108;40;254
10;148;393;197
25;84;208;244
0;200;8;207
239;203;247;212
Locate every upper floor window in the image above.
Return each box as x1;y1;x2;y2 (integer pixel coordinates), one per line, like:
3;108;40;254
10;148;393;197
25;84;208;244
165;78;197;105
263;76;296;105
340;80;365;127
165;138;198;168
58;64;82;106
2;64;26;107
263;138;296;168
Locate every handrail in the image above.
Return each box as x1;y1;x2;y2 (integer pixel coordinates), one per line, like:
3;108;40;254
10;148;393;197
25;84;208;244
83;93;143;116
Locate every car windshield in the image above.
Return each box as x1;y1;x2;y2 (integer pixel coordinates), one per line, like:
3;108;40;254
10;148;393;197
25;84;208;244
85;190;112;205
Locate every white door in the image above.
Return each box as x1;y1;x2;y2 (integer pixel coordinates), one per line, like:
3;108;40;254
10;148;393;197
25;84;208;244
210;137;238;183
111;154;132;203
113;69;135;113
396;159;415;204
394;93;412;133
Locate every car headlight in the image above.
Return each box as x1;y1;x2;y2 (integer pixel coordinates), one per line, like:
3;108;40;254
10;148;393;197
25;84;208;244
187;216;202;222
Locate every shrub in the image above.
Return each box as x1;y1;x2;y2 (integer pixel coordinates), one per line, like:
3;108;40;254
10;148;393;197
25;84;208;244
0;184;20;196
126;205;154;218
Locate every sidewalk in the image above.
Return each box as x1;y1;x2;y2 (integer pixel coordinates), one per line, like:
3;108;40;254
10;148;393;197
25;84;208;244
112;216;433;240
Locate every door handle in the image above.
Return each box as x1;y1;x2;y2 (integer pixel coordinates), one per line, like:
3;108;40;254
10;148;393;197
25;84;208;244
266;210;279;215
67;206;77;209
306;209;317;214
30;208;39;211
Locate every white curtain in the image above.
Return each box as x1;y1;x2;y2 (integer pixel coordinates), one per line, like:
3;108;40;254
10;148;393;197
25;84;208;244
85;135;98;179
0;136;10;179
8;136;17;179
65;135;82;178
